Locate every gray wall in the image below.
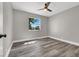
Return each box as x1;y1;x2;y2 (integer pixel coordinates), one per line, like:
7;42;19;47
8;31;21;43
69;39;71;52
0;2;3;56
13;10;48;41
3;3;13;56
48;5;79;43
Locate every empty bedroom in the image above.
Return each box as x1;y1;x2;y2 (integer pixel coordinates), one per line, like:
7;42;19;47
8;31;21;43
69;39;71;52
1;2;79;57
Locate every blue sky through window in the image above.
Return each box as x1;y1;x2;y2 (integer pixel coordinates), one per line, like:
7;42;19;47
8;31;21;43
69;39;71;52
30;18;41;28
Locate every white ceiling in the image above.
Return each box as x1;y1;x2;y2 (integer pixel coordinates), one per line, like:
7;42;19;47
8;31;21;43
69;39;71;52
12;2;79;17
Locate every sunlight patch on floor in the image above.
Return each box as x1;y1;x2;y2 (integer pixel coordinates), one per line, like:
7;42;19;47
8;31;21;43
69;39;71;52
23;41;37;45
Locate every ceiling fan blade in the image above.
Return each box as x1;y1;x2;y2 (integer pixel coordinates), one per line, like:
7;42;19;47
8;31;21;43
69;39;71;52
47;9;52;12
45;2;51;7
38;8;44;10
46;2;51;7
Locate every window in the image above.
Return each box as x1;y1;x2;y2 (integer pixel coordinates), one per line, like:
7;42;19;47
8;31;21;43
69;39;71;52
29;17;41;30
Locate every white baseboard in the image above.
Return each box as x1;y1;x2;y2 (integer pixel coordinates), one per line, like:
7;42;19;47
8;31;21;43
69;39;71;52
5;41;13;57
48;36;79;46
13;36;79;46
13;36;49;43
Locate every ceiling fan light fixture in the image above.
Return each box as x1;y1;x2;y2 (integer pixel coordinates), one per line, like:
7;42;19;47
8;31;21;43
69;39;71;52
44;9;47;11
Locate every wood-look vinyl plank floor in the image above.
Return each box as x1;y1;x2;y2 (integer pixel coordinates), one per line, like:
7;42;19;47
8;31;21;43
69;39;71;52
9;37;79;57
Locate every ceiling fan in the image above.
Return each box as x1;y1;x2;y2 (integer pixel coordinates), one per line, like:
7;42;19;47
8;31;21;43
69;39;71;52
38;2;52;12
